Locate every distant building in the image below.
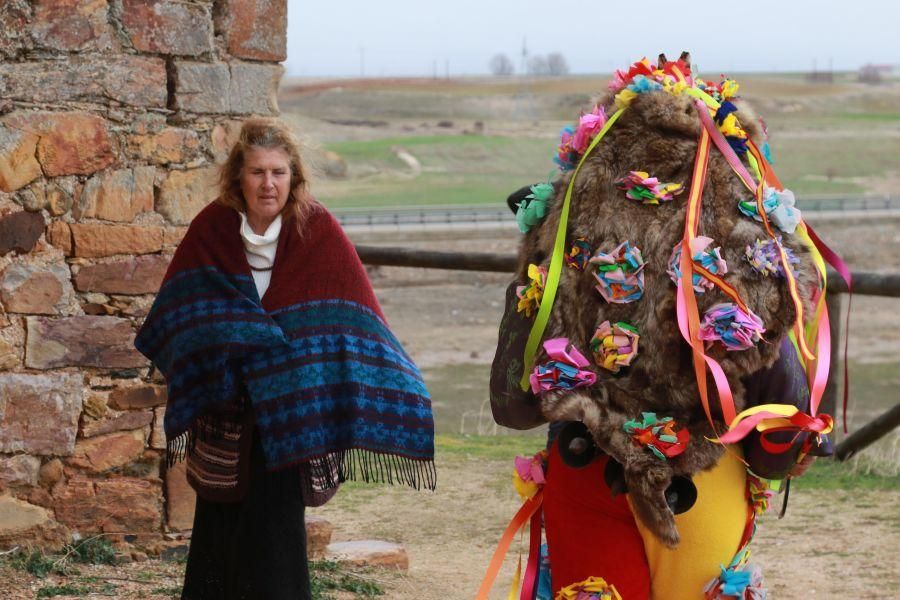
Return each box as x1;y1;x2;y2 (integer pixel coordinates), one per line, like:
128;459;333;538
859;63;894;83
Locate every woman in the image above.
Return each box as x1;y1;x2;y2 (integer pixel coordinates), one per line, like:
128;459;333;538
135;119;436;599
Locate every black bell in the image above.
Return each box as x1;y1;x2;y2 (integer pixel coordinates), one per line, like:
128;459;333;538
664;476;698;515
557;421;597;468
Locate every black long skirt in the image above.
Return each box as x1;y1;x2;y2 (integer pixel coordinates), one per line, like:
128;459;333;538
181;433;311;600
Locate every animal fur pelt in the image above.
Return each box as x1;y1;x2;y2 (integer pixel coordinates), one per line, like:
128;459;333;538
516;71;815;547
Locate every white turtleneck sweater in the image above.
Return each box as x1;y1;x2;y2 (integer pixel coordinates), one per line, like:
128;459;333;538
239;212;282;299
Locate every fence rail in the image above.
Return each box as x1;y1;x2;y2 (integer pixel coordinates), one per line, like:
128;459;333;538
336;196;899;229
354;244;900;458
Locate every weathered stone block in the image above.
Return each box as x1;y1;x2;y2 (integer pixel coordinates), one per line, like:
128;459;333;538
0;126;41;192
31;0;113;52
0;454;41;488
150;406;166;450
0;210;44;255
0;57;166;109
128;127;201;165
46;221;73;255
68;429;146;472
164;461;194;531
122;0;212;56
0;1;32;58
81;409;154;438
25;316;146;369
172;62;230;114
210;120;242;162
0;336;18;370
38;458;64;489
4;112;115;177
216;0;287;61
70;223;164;257
306;515;334;559
53;476;163;533
75;255;169;295
157;167;218;225
229;62;283;115
77;167;155;222
0;495;70;550
0;261;73;315
325;540;409;570
0;373;83;456
109;385;167;410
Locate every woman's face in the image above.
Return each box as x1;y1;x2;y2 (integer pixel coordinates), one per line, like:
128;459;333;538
240;146;292;232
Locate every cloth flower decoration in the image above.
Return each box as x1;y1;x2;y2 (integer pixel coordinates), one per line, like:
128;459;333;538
623;412;689;460
745;238;799;278
746;474;776;516
699;303;766;351
608;58;654;92
703;560;766;599
590;321;639;373
530;338;597;394
517;182;554;233
616;170;684;205
667;236;728;293
517;264;547;318
555;576;622;600
571;106;608;154
590;241;645;304
555;126;578;171
512;449;547;500
738;187;802;234
565;238;593;271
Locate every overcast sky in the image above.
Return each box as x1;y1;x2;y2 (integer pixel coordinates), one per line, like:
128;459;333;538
284;0;898;78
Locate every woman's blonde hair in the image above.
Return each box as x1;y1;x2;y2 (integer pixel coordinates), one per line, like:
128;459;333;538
218;118;312;230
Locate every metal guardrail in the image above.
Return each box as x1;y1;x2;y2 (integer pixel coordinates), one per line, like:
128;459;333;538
334;197;899;228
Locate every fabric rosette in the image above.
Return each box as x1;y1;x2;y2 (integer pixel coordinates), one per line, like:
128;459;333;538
555;126;579;171
699;303;765;351
590;321;639;373
517;182;554;233
571;106;608;154
623;412;689;460
703;551;767;600
746;474;776;516
554;575;622;600
517;264;547;318
589;241;645;304
737;187;802;234
616;170;684;205
512;449;548;500
530;338;597;394
667;236;728;293
745;238;799;278
565;238;593;271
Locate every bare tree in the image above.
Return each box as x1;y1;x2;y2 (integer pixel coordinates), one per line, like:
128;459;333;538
547;52;569;76
489;53;515;76
528;55;549;76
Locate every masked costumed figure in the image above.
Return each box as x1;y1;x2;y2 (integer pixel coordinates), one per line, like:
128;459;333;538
483;53;844;600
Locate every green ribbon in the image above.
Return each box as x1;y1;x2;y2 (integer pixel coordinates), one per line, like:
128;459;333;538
519;107;627;390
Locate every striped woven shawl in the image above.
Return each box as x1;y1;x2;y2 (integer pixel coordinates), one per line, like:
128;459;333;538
135;201;436;490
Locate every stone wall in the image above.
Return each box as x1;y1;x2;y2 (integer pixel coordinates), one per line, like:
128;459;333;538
0;0;286;549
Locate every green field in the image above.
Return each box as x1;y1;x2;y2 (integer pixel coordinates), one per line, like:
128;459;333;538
280;73;900;209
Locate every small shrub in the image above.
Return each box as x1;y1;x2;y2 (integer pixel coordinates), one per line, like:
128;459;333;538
310;560;384;599
36;584;91;598
67;537;118;566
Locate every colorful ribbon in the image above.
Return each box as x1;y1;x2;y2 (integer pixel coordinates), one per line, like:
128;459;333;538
530;338;597;394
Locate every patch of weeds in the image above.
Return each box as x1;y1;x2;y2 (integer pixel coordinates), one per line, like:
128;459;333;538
36;584;91;598
151;586;182;597
310;560;384;599
67;536;118;565
6;549;70;578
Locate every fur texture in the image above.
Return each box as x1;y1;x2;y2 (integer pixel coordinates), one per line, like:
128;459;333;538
519;90;814;546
